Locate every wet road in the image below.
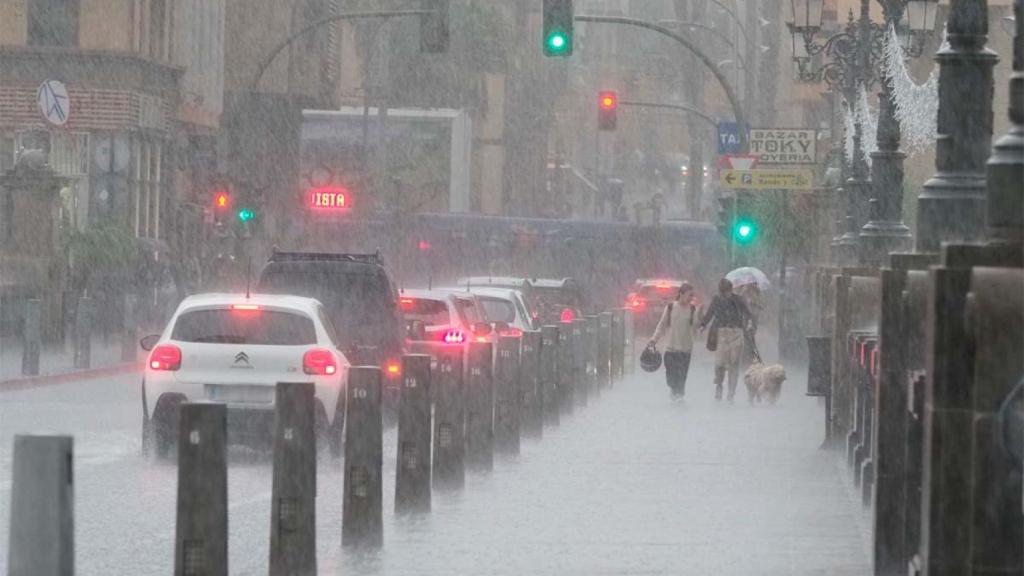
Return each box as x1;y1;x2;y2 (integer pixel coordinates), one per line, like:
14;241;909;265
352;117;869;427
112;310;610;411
1;356;871;575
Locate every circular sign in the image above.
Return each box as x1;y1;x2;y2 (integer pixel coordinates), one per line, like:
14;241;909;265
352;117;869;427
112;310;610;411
37;80;70;127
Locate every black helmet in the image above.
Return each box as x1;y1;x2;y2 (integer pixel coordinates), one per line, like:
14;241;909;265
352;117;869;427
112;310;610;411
640;344;662;372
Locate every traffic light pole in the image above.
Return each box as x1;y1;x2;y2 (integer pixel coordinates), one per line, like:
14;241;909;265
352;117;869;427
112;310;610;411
575;15;749;152
617;100;717;128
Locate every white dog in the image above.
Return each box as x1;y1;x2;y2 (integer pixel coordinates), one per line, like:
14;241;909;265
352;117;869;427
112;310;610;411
744;361;787;405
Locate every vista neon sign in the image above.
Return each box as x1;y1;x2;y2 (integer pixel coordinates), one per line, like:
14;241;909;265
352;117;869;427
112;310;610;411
308;186;349;210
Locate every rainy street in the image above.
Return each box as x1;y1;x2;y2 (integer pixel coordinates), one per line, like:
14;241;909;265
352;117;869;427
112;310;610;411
0;357;872;576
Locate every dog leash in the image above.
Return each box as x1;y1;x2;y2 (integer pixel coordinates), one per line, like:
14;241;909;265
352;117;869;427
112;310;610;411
746;330;764;364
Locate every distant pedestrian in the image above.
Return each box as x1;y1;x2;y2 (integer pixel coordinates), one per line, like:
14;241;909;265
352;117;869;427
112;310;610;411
648;282;701;399
699;278;753;402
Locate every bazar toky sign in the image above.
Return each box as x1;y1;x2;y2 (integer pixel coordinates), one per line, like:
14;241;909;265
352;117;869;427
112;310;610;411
748;128;817;165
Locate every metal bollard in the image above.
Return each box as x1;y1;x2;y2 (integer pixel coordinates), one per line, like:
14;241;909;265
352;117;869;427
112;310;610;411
269;382;317;576
175;402;228;576
557;321;575;415
583;316;599;399
7;435;74;576
433;347;465;490
519;331;543;439
571;319;588;407
122;294;137;363
21;298;41;376
395;354;431;514
343;367;383;548
540;325;561;427
494;335;522;455
73;295;92;370
597;312;612;389
465;342;494;471
610;309;625;381
623;308;636;375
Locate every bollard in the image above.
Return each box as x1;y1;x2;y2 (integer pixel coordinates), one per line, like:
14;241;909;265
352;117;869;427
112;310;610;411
597;312;612;389
623;308;636;375
557;321;576;415
7;435;73;576
805;335;833;445
174;402;228;576
73;295;92;370
395;354;431;514
343;367;383;547
583;316;599;400
269;382;317;576
571;319;588;407
520;331;543;438
540;325;561;427
494;335;522;455
465;342;494;471
21;298;41;376
121;294;137;362
433;347;465;490
611;309;625;381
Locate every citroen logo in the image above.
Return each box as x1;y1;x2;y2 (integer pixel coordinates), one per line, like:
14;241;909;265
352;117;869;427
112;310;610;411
234;352;250;365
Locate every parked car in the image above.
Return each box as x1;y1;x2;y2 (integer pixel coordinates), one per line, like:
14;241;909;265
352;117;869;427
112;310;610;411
451;286;537;336
626;279;686;332
256;250;405;399
140;293;349;458
399;289;493;360
528;277;587;323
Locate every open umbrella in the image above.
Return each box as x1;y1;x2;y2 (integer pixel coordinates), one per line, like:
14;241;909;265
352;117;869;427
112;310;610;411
726;267;771;292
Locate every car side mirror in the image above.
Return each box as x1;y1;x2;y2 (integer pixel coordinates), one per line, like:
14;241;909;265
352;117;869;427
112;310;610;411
139;334;161;351
407;320;426;341
473;322;493;336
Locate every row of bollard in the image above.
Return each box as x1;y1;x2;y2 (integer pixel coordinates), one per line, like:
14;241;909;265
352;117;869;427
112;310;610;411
6;309;633;575
19;294;141;377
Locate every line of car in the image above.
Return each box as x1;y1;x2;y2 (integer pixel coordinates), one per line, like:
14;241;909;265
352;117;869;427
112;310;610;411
139;250;588;459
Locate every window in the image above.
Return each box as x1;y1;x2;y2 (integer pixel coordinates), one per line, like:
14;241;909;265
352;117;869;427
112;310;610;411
478;297;516;323
171;309;317;346
402;298;451;329
28;0;79;47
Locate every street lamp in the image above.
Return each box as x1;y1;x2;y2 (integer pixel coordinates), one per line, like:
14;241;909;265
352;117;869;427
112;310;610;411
898;0;939;56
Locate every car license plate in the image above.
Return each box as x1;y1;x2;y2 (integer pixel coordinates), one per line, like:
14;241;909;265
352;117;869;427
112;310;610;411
206;385;273;404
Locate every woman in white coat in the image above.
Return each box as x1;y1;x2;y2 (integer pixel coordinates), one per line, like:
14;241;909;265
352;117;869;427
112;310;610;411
647;282;701;399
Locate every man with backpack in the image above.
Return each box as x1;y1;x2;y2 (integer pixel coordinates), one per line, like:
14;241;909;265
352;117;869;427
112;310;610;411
647;282;701;399
699;278;754;402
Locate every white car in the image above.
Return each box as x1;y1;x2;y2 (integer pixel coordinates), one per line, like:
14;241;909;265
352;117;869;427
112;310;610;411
441;287;536;336
140;293;350;458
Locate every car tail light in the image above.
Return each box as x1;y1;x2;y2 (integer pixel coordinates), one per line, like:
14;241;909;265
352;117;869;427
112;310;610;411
628;297;646;310
149;344;182;371
230;303;260;312
399;297;415;310
499;327;523;337
443;329;466;344
303;348;337;375
560;308;575;322
385;360;402;378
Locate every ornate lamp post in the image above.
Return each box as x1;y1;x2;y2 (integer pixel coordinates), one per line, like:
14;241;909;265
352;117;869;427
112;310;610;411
787;0;938;266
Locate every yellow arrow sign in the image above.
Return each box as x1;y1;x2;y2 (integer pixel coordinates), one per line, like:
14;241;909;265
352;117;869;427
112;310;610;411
719;169;814;190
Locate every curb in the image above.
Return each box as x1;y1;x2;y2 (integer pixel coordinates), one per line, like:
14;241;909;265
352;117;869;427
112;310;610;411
0;362;144;393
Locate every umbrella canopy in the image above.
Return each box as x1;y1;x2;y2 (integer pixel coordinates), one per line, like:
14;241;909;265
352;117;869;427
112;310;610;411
726;267;771;291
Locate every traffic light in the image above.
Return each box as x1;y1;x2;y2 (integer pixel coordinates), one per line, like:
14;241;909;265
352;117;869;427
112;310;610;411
733;192;758;245
598;90;617;130
237;208;256;223
715;195;735;239
542;0;573;56
213;190;230;211
420;0;449;53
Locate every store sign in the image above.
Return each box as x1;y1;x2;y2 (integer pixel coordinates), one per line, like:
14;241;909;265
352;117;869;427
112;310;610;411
748;128;817;164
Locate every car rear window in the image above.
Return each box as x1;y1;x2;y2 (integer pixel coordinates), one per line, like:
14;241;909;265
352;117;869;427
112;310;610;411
478;297;516;323
171;309;317;345
402;298;450;328
453;297;482;325
639;284;680;301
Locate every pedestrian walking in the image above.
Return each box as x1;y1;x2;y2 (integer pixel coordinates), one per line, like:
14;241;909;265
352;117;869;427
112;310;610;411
699;279;753;402
647;282;701;399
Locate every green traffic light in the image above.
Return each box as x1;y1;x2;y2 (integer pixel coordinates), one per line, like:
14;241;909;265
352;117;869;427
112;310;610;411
546;31;569;53
733;219;757;244
238;208;256;222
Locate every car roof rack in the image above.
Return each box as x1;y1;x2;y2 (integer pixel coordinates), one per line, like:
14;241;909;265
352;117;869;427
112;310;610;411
268;249;383;265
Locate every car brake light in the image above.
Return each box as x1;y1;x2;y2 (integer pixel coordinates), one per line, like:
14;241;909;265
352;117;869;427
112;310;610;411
500;327;523;337
303;348;337;375
475;336;490;343
149;344;181;371
385;361;402;377
629;297;646;310
230;304;260;311
443;329;466;344
560;308;575;322
400;297;415;310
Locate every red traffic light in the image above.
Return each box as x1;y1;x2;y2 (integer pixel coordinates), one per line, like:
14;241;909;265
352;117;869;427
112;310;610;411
598;91;618;110
308;186;349;210
213;190;230;210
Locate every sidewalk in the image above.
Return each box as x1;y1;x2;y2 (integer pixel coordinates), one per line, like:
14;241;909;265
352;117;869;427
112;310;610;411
0;335;140;387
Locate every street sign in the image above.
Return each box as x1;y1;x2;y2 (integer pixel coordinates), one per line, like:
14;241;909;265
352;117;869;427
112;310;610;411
716;121;748;155
748;128;817;164
37;80;70;127
719;169;814;190
718;154;759;171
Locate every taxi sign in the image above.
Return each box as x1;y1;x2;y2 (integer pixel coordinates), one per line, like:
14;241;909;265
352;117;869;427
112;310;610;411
719;169;814;190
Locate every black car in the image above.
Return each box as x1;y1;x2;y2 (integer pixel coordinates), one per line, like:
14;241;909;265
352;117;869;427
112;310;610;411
256;250;406;397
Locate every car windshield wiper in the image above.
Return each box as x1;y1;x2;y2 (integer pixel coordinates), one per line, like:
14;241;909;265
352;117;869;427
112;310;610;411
192;335;247;344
